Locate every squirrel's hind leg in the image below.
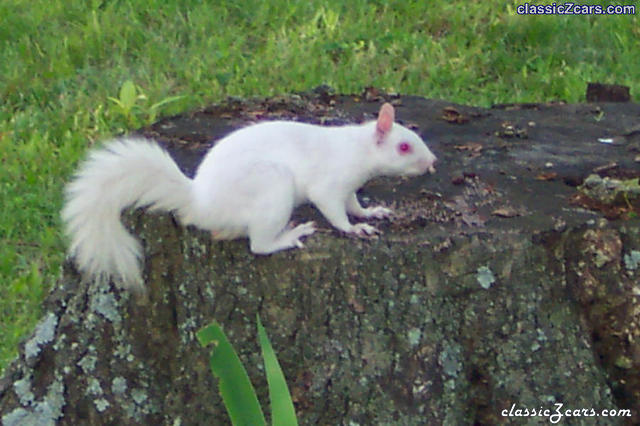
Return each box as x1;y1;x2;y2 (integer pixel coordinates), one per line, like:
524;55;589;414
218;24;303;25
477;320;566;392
250;220;316;254
246;169;315;254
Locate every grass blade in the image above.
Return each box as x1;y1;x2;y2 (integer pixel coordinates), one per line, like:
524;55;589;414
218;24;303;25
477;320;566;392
197;322;266;426
257;315;298;426
150;95;185;111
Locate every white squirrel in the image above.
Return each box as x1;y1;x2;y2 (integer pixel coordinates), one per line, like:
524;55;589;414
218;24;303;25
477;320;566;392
62;102;437;290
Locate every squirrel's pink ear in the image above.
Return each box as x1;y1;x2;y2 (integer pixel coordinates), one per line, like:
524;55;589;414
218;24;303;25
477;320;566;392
376;103;395;136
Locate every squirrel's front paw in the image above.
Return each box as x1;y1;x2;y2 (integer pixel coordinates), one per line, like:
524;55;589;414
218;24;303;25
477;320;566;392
360;206;393;219
351;223;381;238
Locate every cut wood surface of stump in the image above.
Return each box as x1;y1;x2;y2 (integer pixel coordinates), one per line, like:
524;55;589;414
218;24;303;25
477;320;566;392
1;90;639;425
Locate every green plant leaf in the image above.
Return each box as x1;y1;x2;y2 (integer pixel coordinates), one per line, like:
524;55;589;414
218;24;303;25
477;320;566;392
257;315;298;426
118;79;138;112
197;322;266;426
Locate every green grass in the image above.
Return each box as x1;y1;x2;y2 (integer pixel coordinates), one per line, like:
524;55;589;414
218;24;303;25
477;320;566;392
1;0;638;371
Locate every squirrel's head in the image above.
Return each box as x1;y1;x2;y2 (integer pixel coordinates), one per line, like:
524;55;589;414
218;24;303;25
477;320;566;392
370;103;437;177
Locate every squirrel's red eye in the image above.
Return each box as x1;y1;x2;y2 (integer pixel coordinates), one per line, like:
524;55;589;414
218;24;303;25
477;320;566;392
398;142;412;154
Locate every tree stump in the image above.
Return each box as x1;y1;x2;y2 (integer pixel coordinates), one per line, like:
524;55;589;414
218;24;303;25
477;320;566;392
2;91;639;425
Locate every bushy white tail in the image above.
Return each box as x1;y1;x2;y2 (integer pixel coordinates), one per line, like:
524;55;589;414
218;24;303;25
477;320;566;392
62;138;193;289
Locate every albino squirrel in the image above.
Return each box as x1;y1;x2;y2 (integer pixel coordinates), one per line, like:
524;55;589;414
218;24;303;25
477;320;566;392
63;103;437;290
